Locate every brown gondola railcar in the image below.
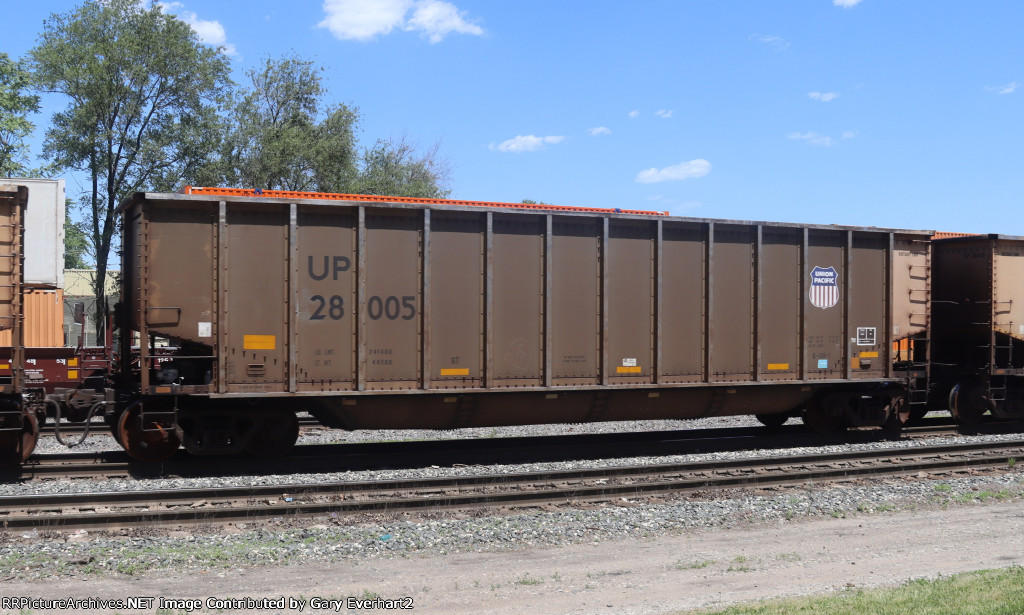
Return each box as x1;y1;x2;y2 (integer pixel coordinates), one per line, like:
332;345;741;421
932;234;1024;424
112;188;931;461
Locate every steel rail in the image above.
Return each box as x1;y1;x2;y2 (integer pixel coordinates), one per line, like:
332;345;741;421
2;439;1022;531
14;421;1022;481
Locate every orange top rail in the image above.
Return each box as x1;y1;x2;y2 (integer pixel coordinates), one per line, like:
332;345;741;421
932;231;980;239
180;186;669;216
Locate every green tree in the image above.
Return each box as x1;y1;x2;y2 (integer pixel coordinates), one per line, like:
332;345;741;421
30;0;232;339
64;206;89;269
0;53;41;177
203;53;359;192
354;136;451;199
201;53;450;199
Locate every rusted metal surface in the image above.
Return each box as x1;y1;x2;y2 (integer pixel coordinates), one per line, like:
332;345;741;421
0;288;64;347
122;191;931;429
0;184;27;395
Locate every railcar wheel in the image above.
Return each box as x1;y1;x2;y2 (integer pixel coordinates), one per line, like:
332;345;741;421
949;383;989;426
246;411;299;458
802;399;843;433
755;413;788;429
881;399;906;440
0;408;39;464
117;405;181;462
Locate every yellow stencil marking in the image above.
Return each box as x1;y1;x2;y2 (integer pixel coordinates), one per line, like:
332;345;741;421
616;366;642;374
860;351;878;358
243;335;276;350
440;368;470;376
767;363;790;370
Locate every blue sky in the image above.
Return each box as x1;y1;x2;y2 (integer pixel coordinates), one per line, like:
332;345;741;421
6;1;1024;233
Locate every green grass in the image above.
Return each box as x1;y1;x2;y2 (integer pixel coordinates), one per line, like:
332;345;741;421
688;566;1024;615
513;573;543;586
674;558;715;570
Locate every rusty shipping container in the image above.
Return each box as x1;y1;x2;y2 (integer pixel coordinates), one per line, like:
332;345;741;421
932;234;1024;423
120;190;930;446
0;288;65;347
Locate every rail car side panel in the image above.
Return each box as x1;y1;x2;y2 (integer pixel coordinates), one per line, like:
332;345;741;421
759;228;801;381
144;203;214;345
490;215;544;386
296;207;356;391
994;241;1024;342
428;212;484;388
848;234;888;378
607;220;654;384
659;224;705;383
931;239;990;369
710;225;755;382
891;236;930;344
550;217;600;385
225;205;288;391
805;230;845;379
363;210;422;390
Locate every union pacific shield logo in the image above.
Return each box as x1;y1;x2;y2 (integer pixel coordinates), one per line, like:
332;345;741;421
809;266;839;309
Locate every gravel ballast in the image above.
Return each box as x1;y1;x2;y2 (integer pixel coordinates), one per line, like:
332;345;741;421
4;415;1024;583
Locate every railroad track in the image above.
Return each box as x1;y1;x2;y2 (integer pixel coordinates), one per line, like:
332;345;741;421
14;420;1015;482
2;439;1022;531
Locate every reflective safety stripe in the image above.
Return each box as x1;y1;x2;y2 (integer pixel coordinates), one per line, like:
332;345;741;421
243;335;276;350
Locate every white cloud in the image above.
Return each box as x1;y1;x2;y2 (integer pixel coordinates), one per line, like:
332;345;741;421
654;109;674;119
808;91;839;102
588;127;611;136
842;131;856;139
156;2;236;55
984;82;1020;95
635;159;711;183
318;0;482;43
749;34;790;50
628;110;640;118
318;0;411;41
407;0;484;42
787;132;835;146
489;135;565;153
833;0;863;7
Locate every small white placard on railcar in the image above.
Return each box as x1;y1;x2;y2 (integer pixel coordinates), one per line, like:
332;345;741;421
856;327;876;346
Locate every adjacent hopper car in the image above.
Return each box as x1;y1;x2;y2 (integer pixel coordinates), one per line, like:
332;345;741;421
0;182;1019;463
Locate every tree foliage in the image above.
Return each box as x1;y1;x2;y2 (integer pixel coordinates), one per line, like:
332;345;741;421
201;53;359;192
203;53;450;199
0;53;41;177
64;205;89;269
354;136;451;199
30;0;232;338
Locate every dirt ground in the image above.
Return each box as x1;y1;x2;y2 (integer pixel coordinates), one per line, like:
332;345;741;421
4;500;1023;615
